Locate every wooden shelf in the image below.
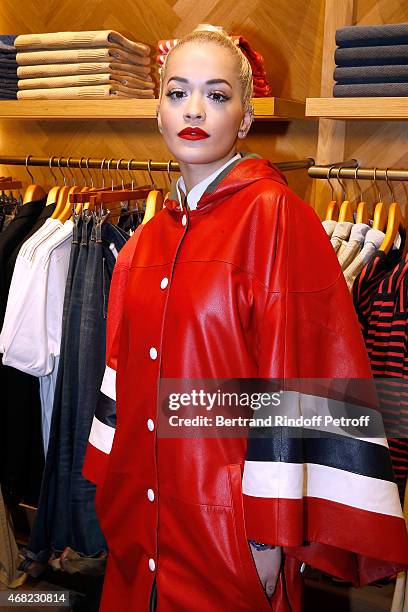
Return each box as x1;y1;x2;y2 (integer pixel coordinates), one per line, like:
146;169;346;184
252;97;306;120
0;97;305;120
306;97;408;120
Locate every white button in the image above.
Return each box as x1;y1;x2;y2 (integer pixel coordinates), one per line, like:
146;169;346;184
182;214;187;226
149;347;158;360
149;558;156;572
147;419;155;431
147;489;155;502
160;277;169;289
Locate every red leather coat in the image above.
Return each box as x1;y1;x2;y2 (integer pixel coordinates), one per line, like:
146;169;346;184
84;155;408;611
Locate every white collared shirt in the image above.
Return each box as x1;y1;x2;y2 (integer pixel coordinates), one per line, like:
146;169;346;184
176;153;241;210
0;219;73;454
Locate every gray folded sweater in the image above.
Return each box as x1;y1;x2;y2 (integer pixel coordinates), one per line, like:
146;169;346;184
333;82;408;97
335;44;408;66
336;23;408;48
334;64;408;83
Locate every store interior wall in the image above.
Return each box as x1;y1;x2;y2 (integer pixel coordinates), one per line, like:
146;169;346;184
0;0;325;202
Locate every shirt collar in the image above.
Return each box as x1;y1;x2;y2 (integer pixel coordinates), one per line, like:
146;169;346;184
176;153;241;211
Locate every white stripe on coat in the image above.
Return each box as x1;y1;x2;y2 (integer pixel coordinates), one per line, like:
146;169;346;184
258;390;388;448
89;416;115;455
100;364;116;401
242;461;403;518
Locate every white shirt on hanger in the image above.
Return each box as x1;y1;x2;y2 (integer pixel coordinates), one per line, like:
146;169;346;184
0;218;73;453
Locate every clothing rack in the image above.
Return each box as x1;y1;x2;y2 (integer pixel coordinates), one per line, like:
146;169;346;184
309;160;408;182
0;156;315;173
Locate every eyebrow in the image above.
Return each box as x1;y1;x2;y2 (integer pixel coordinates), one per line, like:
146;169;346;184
166;77;232;88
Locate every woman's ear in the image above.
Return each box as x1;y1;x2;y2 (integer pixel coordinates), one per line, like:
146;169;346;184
238;104;254;139
156;105;163;134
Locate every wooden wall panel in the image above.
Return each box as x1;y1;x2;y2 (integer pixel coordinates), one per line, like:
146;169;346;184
0;0;324;201
355;0;408;25
313;0;353;218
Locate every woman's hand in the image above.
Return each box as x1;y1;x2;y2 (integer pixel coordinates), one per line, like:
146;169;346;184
249;544;282;598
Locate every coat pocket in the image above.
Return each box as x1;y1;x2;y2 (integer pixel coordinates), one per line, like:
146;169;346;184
227;464;272;611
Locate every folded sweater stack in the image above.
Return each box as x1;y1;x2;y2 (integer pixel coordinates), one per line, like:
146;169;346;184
157;35;272;97
0;36;18;100
15;30;154;99
334;22;408;97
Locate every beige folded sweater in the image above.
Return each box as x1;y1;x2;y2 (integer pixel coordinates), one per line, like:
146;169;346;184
14;30;150;56
16;47;151;67
17;61;153;80
17;84;155;99
19;73;155;90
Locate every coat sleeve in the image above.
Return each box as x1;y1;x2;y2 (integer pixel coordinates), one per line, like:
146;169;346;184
82;225;143;487
243;189;408;586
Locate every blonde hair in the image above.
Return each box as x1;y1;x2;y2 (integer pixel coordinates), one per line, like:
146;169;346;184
158;24;253;111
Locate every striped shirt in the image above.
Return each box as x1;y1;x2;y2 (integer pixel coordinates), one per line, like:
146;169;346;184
354;247;408;499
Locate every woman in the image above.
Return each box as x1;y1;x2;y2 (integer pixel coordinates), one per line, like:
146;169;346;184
84;26;408;611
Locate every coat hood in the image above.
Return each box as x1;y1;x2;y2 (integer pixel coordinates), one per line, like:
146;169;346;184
166;152;288;212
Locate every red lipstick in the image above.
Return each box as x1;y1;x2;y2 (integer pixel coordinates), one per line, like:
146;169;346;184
178;127;209;140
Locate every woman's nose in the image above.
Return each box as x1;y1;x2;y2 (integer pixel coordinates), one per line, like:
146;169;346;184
183;94;206;121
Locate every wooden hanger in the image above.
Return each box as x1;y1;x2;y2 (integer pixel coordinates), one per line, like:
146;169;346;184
380;170;403;253
338;200;354;223
46;186;60;206
53;157;81;222
23;183;46;204
52;185;71;219
142;159;164;225
0;180;22;190
51;157;69;219
71;187;92;217
53;158;83;220
372;168;387;231
69;183;149;203
59;186;81;223
46;157;60;206
92;187;153;207
353;168;369;224
324;167;339;222
82;157;118;215
373;202;387;231
335;169;354;222
108;157;130;224
86;158;161;225
23;156;45;204
164;159;175;204
91;186;153;224
356;201;369;224
73;157;96;216
142;189;164;224
380;202;403;253
325;201;339;221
